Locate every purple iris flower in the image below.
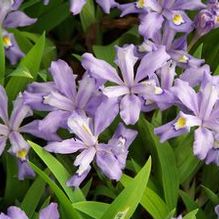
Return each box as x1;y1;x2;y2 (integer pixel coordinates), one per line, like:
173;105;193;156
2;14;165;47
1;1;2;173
155;78;219;162
119;0;205;39
24;59;97;134
45;102;137;187
0;202;59;219
215;205;219;218
172;216;182;219
1;0;36;64
44;0;118;14
0;86;59;180
82;44;170;125
194;0;219;37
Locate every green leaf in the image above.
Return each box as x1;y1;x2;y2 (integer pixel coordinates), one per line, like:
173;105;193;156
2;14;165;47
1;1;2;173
29;140;85;202
29;163;82;219
80;0;96;32
121;174;169;219
183;209;199;219
138;115;179;210
193;43;203;59
73;201;109;219
0;27;5;84
8;66;33;79
21;176;46;218
100;157;151;219
6;33;45;100
201;185;219;205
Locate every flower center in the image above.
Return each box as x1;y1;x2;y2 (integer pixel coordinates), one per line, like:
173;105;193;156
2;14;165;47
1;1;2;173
2;35;12;48
174;117;186;130
17;149;28;160
172;14;185;26
178;55;189;63
136;0;145;8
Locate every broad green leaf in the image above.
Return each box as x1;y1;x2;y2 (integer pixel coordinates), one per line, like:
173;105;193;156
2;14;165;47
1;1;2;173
6;33;45;100
183;209;198;219
100;157;151;219
201;185;219;205
121;174;169;219
193;43;203;59
29;163;82;219
0;27;5;84
21;176;46;218
80;0;96;32
73;201;109;219
138;116;179;210
29;141;85;202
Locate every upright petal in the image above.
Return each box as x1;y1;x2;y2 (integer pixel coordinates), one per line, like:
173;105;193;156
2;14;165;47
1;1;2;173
94;97;119;136
39;203;60;219
139;12;164;39
135;46;170;82
0;136;7;156
10;95;32;130
172;0;206;10
96;0;118;13
76;75;96;110
82;53;123;84
45;138;86;154
120;94;142;125
3;11;37;28
172;79;199;115
115;45;138;86
193;127;214;160
199;83;218;120
7;206;28;219
67;112;97;146
49;60;77;99
103;85;129;98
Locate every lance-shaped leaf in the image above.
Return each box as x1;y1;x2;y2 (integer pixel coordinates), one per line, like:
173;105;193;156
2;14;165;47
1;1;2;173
100;157;151;219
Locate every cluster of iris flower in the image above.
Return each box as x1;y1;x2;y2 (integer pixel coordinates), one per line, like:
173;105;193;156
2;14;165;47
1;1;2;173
1;1;219;216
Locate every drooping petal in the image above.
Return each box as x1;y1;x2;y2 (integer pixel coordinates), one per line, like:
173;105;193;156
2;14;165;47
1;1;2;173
172;79;199;115
70;0;86;15
68;112;97;146
82;53;123;84
7;206;28;219
0;213;10;219
67;165;91;187
139;12;164;39
45;138;86;154
135;46;170;82
8;131;29;159
93;97;119;136
96;0;118;13
10;94;32;130
20;120;61;142
103;85;129;98
39;203;60;219
17;160;35;180
74;147;96;176
0;136;7;156
120;94;142;125
49;60;77;99
3;11;37;28
193;127;214;160
96;145;122;181
0;85;8;124
115;44;138;86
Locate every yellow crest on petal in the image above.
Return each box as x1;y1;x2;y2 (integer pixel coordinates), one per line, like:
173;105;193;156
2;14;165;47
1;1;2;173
172;14;185;26
136;0;145;8
17;149;28;160
178;55;189;63
174;117;186;130
3;35;12;48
